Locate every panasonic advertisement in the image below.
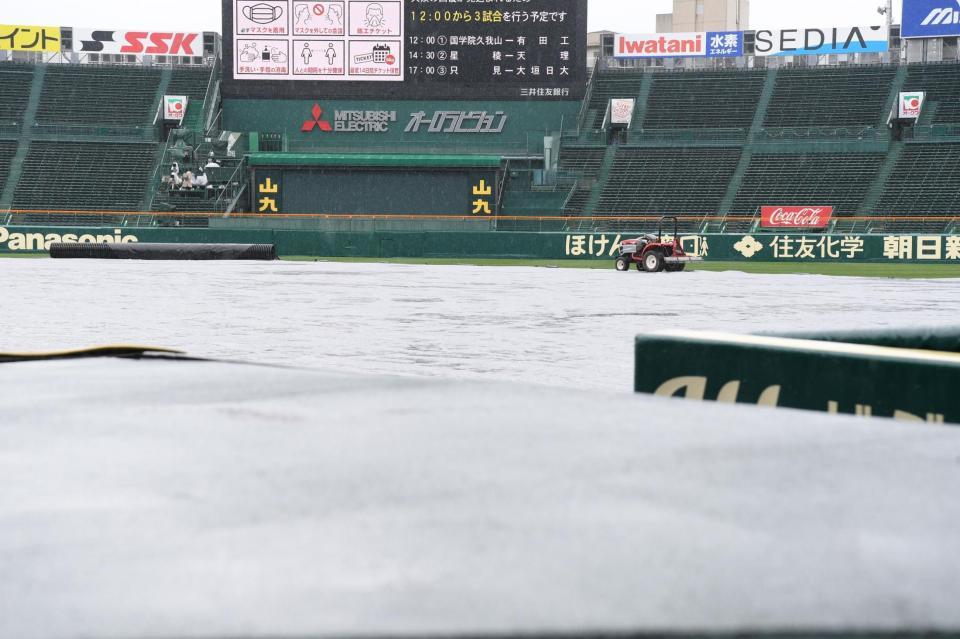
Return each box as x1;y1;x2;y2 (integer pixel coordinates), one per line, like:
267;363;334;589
903;0;960;38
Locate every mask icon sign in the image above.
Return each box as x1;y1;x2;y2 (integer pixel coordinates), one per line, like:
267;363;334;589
243;2;284;24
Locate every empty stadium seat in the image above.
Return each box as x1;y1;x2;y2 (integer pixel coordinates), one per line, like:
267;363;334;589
596;147;741;216
557;146;605;178
13;141;157;216
167;67;213;130
730;153;886;218
562;184;593;215
0;140;18;194
35;65;161;128
644;71;765;130
874;143;960;228
902;63;960;124
0;64;34;126
764;66;896;128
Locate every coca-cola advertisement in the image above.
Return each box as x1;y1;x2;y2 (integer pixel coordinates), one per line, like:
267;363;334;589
761;206;834;229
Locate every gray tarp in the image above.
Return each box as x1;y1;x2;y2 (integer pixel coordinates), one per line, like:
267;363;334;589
1;357;959;637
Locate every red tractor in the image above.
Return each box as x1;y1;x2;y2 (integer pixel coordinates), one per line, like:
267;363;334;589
614;216;703;273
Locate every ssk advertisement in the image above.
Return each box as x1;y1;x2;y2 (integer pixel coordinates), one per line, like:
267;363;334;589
72;29;203;55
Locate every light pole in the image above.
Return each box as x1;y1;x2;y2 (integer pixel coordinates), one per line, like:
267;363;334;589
878;0;895;62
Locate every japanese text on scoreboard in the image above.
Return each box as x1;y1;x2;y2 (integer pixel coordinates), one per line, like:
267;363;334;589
223;0;587;99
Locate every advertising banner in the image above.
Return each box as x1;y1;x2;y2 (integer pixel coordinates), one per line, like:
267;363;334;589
0;25;61;52
163;95;189;121
899;92;926;119
72;29;203;55
2;226;960;265
562;233;960;262
223;0;588;101
614;31;742;58
753;25;887;56
609;99;635;125
760;206;834;229
902;0;960;39
635;331;959;425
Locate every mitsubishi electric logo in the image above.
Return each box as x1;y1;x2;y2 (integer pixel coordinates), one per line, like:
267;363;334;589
922;0;960;25
302;104;332;133
301;104;398;133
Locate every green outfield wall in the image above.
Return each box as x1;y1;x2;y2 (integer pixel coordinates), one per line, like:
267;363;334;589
3;226;960;264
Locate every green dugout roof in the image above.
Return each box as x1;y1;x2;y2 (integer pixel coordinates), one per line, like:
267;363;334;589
248;153;503;168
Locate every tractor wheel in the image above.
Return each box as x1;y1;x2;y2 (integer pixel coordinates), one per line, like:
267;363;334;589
615;256;631;272
642;251;664;273
665;264;686;273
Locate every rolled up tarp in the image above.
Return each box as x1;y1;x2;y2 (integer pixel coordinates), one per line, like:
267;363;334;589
49;243;277;261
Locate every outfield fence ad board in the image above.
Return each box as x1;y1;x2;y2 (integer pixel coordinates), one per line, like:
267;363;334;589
3;227;960;264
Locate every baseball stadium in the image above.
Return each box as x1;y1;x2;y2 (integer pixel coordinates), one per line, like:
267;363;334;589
3;0;960;637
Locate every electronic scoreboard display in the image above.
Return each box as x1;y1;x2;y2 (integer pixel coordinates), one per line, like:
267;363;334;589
222;0;588;100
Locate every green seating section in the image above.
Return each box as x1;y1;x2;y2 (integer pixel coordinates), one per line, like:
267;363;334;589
13;141;156;211
563;184;593;215
36;66;161;127
0;65;34;125
153;189;223;215
875;144;960;215
764;66;897;128
902;63;960;124
644;71;765;130
167;67;212;130
584;74;644;130
557;147;605;215
558;146;605;177
730;153;885;216
0;140;18;193
597;147;741;214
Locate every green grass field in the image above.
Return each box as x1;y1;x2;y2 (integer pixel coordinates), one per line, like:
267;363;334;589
286;257;960;279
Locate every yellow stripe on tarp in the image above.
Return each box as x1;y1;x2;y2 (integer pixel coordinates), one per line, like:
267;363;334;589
0;346;184;363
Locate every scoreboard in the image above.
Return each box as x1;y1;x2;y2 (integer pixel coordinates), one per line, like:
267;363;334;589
222;0;588;100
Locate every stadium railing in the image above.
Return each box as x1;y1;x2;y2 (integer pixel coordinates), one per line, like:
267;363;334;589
283;137;544;156
627;128;748;145
755;126;888;142
906;124;960;142
200;61;222;135
30;123;159;142
5;210;959;235
145;138;172;213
